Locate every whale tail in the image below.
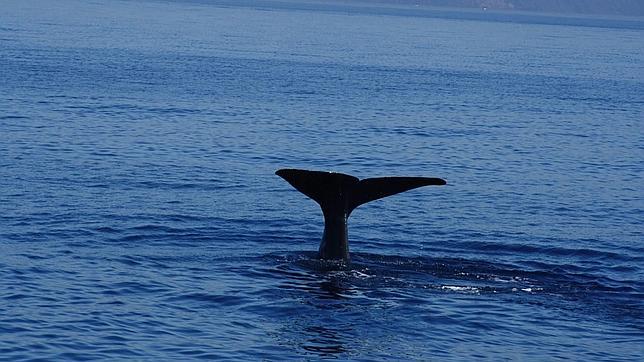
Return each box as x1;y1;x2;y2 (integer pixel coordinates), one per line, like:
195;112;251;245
275;168;446;260
275;169;446;215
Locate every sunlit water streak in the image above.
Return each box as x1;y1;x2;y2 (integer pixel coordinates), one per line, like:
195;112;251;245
1;0;642;360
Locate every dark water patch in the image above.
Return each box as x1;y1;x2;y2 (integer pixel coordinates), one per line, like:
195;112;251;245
431;238;638;264
17;253;49;261
130;224;191;233
119;179;244;192
255;251;643;326
93;226;119;234
102;281;171;295
110;255;144;267
0;115;29;120
167;293;250;308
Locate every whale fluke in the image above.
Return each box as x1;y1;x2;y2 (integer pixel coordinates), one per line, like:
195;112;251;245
276;169;446;261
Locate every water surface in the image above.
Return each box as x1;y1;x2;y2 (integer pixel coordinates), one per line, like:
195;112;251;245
1;0;642;360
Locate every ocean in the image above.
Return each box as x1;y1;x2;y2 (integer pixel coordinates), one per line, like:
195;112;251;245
1;0;642;360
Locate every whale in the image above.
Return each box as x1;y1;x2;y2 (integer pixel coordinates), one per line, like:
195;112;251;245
276;169;446;261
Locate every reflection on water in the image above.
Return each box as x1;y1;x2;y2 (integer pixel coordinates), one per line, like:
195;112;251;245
295;274;361;357
303;325;348;356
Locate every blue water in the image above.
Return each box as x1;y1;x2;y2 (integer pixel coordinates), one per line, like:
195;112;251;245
1;0;643;360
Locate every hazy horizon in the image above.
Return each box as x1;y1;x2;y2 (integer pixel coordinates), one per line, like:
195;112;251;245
324;0;644;17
